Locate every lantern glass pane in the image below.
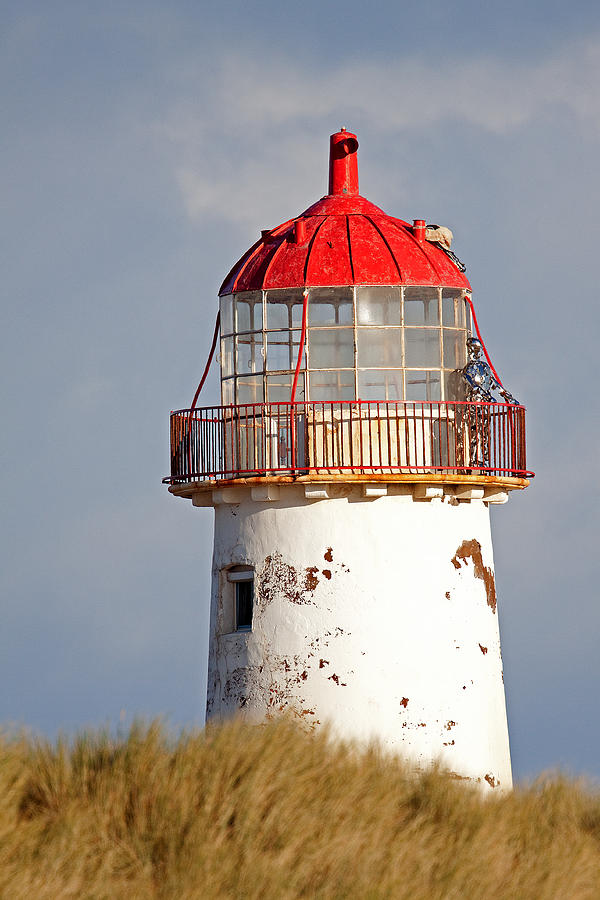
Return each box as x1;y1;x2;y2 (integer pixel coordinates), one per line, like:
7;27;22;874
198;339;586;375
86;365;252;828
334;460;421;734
235;292;262;332
404;288;440;325
266;333;291;371
265;289;305;330
236;375;263;405
358;370;403;401
308;287;354;325
221;337;234;377
404;328;441;366
309;328;354;368
442;289;464;326
265;300;288;330
266;331;305;371
237;333;263;374
357;328;402;368
290;296;306;328
266;373;305;402
356;286;401;325
221;377;235;405
443;329;467;369
405;370;441;401
309;370;355;401
220;296;234;335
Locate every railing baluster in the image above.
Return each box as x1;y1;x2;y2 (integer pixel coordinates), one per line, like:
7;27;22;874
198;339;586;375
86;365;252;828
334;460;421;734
367;402;372;471
349;402;354;471
420;403;425;474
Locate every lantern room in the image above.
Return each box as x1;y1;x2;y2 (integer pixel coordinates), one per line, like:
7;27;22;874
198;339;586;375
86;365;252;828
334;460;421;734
218;129;473;407
219;285;471;405
167;129;530;486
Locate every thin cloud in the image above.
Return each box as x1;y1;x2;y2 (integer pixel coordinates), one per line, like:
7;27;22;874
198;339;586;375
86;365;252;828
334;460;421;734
160;36;600;227
209;39;600;134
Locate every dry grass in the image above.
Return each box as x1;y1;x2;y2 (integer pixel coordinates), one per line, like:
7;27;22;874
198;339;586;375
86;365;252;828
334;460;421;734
0;718;599;898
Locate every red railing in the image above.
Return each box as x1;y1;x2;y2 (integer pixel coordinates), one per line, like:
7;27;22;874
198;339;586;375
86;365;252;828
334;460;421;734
164;401;531;484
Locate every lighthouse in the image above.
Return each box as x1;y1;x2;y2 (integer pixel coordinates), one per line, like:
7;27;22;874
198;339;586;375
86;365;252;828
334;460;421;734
166;130;531;791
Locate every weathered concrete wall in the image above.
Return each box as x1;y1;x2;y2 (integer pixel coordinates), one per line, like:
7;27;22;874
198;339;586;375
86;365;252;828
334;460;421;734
206;483;511;790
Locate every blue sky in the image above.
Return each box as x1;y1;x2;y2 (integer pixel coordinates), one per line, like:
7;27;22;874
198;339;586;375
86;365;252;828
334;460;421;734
2;0;600;780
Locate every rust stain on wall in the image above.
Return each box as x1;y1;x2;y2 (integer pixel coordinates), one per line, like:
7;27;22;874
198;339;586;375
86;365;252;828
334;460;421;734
322;569;332;580
451;539;497;613
257;553;316;605
223;668;250;704
400;697;409;708
479;643;488;655
304;566;319;592
484;773;498;789
324;547;333;562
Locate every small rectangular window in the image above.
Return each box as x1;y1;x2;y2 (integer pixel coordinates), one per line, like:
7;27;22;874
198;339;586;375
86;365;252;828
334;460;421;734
235;580;253;631
226;568;255;633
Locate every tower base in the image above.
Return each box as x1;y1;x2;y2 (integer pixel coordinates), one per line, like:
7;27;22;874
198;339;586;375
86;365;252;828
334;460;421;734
204;480;512;791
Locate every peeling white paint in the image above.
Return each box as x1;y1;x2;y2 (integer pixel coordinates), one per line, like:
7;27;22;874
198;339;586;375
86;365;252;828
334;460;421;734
204;483;512;791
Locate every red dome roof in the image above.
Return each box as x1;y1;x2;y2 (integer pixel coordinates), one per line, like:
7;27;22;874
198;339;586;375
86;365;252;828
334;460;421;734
219;130;471;296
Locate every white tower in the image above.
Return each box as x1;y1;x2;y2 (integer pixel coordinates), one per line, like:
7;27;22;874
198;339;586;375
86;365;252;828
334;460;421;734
166;130;531;791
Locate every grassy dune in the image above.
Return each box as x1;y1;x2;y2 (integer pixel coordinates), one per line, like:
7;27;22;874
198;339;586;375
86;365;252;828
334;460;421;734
0;719;599;898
